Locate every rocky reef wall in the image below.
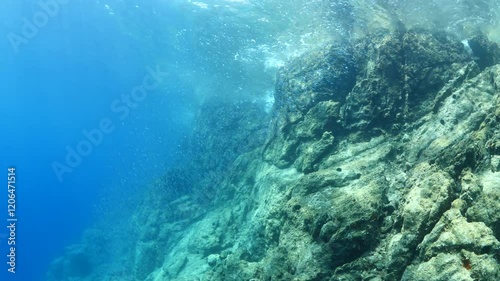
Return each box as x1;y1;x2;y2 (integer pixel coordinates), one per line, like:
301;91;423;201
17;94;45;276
47;29;500;281
180;29;500;281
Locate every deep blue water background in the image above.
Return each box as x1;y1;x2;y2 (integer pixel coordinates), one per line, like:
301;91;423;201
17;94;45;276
0;1;193;280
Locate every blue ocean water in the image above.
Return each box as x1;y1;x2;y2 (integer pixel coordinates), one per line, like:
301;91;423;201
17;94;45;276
1;1;195;280
2;0;500;280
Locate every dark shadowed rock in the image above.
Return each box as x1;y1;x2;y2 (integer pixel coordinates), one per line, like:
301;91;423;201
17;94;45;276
468;33;500;70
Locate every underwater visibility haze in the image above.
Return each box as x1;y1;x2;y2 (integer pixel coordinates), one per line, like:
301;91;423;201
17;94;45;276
1;0;500;280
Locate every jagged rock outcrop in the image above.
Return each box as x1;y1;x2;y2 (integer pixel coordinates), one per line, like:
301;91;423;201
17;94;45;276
264;29;475;174
198;29;499;281
47;29;500;281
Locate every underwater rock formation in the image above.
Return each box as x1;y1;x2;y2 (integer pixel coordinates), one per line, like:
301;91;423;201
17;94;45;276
47;29;500;281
